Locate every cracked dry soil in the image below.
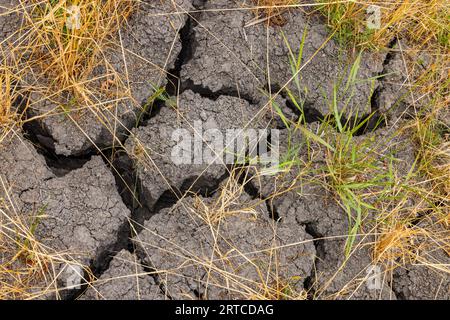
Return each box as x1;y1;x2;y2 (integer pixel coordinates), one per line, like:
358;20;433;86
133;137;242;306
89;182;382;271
0;0;448;300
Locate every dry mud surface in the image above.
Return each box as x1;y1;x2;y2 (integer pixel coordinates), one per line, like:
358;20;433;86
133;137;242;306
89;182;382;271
0;0;448;300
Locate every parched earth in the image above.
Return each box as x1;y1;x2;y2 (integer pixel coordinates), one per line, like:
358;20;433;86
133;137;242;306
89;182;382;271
0;0;448;300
